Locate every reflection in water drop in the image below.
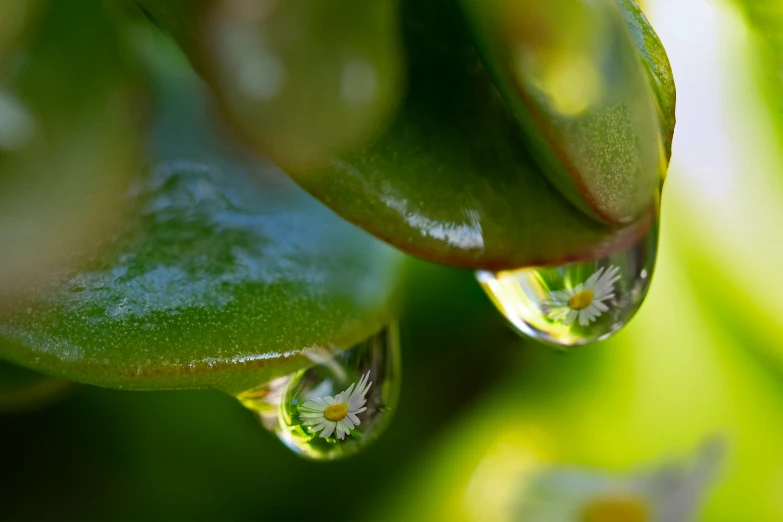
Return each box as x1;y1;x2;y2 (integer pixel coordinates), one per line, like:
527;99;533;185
236;323;400;460
236;375;291;430
477;223;658;347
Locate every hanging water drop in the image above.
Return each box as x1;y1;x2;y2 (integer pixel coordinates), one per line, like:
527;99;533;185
477;223;658;347
236;323;400;460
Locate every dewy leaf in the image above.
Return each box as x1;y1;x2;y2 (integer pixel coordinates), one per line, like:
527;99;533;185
0;0;141;307
617;0;676;164
285;0;653;271
135;0;404;171
0;32;404;393
460;0;664;223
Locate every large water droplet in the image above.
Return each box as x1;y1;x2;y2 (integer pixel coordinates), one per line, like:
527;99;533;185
477;223;658;347
236;323;400;460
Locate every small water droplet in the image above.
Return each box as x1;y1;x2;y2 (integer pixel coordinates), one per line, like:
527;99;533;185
236;323;400;460
477;224;658;347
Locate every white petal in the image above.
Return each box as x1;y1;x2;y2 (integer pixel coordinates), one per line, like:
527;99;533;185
593;266;619;292
354;407;367;414
309;421;328;433
592;286;614;300
583;267;605;290
299;413;326;421
324;396;336;406
348;412;361;425
548;290;571;302
563;309;578;326
357;372;372;397
341;382;356;400
580;305;602;324
592;281;615;298
299;401;326;412
599;266;621;287
321;422;336;439
593;300;609;312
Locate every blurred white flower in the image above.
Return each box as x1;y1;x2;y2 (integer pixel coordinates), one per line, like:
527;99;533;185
513;439;723;522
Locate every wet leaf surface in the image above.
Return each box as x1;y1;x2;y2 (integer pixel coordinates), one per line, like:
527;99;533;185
461;0;664;222
286;0;654;270
0;34;405;393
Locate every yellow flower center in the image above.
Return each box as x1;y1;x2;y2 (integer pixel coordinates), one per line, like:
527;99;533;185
580;496;649;522
324;403;349;422
568;289;594;310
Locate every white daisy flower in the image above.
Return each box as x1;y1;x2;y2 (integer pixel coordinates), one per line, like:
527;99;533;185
513;439;723;522
544;265;621;326
298;371;372;440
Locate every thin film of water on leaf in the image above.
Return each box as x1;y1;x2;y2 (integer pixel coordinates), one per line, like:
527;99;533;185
236;323;400;460
477;222;658;347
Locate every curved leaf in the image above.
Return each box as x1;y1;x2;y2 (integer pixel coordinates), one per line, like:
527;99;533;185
286;0;653;270
0;0;141;307
0;33;404;393
460;0;664;223
617;0;676;164
135;0;403;171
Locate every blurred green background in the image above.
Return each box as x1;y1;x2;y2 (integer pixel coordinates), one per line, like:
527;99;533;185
4;0;783;520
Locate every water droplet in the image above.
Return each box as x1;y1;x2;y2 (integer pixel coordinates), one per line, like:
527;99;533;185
477;224;658;347
236;323;400;460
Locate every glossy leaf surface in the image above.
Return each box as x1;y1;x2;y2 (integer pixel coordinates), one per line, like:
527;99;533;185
0;34;404;393
287;0;653;270
461;0;663;223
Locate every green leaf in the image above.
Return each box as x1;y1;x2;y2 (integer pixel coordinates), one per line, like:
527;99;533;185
460;0;664;223
0;31;404;393
617;0;676;164
0;0;141;307
285;0;653;270
135;0;404;171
